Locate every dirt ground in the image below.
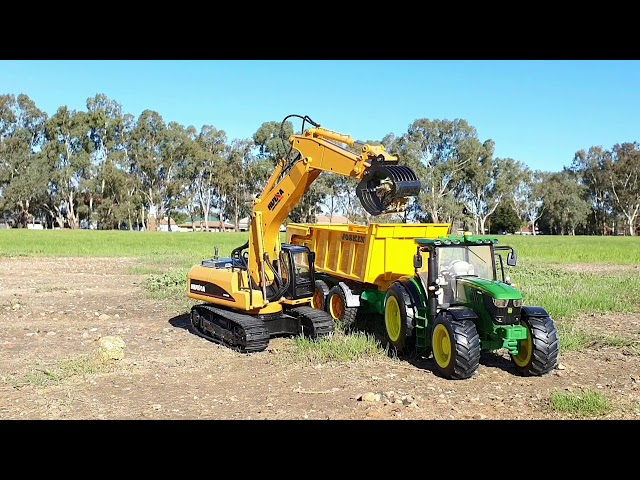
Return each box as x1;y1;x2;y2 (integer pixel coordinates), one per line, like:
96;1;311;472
1;256;639;420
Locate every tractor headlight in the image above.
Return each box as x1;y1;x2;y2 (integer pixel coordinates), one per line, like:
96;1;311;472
493;298;508;308
513;298;523;307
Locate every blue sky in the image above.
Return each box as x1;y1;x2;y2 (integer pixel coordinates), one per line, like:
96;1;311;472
1;59;639;173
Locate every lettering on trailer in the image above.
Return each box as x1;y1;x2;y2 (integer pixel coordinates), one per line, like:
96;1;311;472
267;188;285;211
341;233;365;244
189;281;235;301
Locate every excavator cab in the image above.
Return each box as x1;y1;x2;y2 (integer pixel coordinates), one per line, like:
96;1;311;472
279;244;317;300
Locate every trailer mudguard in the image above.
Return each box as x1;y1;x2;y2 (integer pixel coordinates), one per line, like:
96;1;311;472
337;281;361;308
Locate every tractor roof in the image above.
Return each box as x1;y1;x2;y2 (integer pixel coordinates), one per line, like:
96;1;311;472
416;233;499;246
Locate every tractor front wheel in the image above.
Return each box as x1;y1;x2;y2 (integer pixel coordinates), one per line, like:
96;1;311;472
511;315;559;376
431;314;481;380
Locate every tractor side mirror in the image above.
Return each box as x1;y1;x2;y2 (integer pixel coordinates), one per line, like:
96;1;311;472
507;251;517;266
413;254;423;269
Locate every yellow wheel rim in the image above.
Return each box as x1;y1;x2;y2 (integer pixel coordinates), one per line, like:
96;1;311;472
312;289;323;310
432;324;452;367
329;294;344;320
513;327;533;367
385;296;401;342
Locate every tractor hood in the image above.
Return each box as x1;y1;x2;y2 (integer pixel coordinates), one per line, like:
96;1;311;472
457;276;523;300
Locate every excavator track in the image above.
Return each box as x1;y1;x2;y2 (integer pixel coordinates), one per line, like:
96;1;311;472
190;304;270;353
288;305;335;339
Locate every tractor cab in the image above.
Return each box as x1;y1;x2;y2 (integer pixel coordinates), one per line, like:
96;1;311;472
413;233;520;309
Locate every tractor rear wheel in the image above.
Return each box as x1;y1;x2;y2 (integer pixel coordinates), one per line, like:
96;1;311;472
511;315;559;376
327;285;358;328
312;280;330;311
384;283;416;354
431;314;481;380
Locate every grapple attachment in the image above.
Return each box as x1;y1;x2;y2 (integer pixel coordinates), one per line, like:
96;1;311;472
356;162;421;216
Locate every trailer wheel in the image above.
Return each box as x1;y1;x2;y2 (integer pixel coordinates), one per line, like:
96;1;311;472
327;285;358;328
511;315;559;376
431;314;481;380
312;280;330;311
384;283;416;354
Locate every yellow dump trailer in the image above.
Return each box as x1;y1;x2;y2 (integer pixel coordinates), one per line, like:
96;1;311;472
286;222;451;292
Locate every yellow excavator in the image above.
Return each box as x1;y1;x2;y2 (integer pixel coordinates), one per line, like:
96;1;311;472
187;114;421;352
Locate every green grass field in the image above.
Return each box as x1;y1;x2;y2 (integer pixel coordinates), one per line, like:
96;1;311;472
3;229;636;419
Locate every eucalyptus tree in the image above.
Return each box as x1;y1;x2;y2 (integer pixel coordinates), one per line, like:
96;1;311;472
539;170;590;235
128;110;167;229
95;158;140;229
42;106;92;229
512;168;546;235
399;118;483;225
161;122;198;231
195;125;227;230
606;142;640;236
85;94;135;229
222;138;266;230
458;138;523;235
0;94;49;227
570;146;613;235
209;140;237;232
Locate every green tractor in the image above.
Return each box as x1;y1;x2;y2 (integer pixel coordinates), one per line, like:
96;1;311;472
384;233;560;380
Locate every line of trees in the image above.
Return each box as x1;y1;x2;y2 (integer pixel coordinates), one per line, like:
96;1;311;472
1;93;638;235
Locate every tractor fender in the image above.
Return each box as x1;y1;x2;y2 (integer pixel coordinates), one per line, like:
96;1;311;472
396;277;425;311
521;306;549;318
337;282;360;308
440;306;479;322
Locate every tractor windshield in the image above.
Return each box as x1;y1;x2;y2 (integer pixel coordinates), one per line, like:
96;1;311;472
438;245;494;280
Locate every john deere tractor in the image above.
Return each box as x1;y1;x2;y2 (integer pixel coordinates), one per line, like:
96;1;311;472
384;233;560;380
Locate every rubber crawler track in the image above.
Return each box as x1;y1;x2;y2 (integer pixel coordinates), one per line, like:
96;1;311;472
190;304;270;353
289;305;335;338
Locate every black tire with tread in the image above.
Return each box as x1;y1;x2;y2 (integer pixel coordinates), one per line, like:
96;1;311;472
431;314;481;380
384;283;416;354
312;279;330;311
511;315;559;376
327;285;358;328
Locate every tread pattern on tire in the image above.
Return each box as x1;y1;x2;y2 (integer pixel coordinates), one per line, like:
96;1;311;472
312;279;330;311
433;315;481;380
521;315;560;376
449;319;481;380
385;283;416;354
328;285;358;328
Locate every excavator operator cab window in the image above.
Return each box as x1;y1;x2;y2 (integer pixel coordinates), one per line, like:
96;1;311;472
281;244;316;300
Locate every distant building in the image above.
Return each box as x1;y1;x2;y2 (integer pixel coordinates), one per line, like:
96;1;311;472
315;215;351;224
178;216;236;232
158;217;186;232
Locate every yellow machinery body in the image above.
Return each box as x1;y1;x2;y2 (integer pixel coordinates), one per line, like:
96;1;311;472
286;222;451;292
184;115;424;353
